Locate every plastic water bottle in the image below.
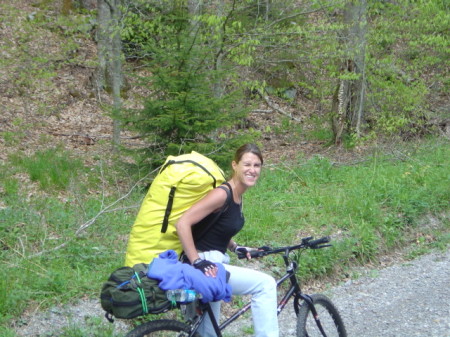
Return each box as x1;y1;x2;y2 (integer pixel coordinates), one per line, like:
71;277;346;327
166;289;198;303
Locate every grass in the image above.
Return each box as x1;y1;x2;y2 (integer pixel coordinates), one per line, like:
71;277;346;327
238;138;449;277
58;316;124;337
9;147;86;190
0;138;449;335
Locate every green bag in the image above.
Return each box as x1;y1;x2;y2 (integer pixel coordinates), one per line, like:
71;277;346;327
100;263;172;321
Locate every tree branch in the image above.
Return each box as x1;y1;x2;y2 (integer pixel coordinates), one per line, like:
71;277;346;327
28;167;160;258
256;89;302;122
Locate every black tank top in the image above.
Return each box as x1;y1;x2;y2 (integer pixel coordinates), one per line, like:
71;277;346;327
193;186;244;254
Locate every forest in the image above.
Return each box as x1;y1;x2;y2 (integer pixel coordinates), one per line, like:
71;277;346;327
2;0;448;164
95;0;449;166
0;0;449;336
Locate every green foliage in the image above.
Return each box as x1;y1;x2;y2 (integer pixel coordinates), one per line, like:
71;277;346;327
9;147;86;191
59;316;125;337
1;138;449;331
0;278;9;318
0;326;15;337
2;3;91;77
365;0;449;137
240;139;449;276
115;0;448;156
304;115;335;144
0;199;136;327
120;1;259;167
1;131;26;146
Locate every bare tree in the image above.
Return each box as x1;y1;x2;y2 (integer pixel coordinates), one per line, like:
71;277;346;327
97;0;123;148
331;0;367;145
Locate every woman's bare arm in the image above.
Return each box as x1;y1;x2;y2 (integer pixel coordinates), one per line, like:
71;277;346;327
175;187;229;264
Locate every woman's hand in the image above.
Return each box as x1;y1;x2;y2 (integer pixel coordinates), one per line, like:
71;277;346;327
234;246;258;260
193;258;218;277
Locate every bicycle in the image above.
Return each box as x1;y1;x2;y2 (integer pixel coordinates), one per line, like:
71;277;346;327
125;236;347;337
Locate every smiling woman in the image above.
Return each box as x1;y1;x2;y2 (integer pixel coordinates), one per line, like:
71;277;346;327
175;143;280;337
231;143;263;191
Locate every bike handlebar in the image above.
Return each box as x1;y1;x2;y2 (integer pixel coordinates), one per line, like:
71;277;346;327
308;236;331;247
237;236;331;259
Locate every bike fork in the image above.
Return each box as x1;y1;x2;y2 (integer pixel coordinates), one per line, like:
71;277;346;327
301;294;328;337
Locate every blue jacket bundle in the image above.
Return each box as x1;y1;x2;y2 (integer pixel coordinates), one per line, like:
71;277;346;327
147;250;232;303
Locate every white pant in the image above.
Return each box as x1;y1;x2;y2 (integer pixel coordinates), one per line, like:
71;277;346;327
197;250;279;337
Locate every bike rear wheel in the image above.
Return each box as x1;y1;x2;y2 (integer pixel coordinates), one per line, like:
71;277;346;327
296;294;347;337
125;319;202;337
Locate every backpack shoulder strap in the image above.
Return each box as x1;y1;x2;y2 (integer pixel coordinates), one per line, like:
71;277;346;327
214;182;233;214
217;181;232;197
161;159;222;233
194;182;232;242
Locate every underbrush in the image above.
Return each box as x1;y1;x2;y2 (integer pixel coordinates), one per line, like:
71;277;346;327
0;139;449;336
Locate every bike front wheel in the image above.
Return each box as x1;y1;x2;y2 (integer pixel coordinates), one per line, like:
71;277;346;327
296;294;347;337
125;319;202;337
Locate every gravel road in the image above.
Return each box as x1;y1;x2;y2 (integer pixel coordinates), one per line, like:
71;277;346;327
14;249;450;337
275;248;450;337
322;249;450;337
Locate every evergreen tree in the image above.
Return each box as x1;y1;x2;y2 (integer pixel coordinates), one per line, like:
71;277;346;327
121;0;255;167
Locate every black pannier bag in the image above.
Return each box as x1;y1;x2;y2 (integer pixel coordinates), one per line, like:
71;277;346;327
100;263;172;321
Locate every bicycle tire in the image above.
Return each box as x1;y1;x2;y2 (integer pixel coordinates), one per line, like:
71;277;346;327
296;294;347;337
125;319;202;337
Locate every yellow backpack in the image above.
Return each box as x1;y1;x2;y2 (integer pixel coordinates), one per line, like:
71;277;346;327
125;151;226;267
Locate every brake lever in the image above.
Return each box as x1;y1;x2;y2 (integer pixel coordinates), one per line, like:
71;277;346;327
302;236;313;244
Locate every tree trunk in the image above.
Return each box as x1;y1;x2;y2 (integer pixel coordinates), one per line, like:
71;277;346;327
332;0;367;145
332;69;353;145
212;0;225;98
96;0;109;94
110;0;123;147
97;0;123;148
348;0;367;137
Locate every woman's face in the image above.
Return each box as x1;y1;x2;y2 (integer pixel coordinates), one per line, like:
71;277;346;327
232;152;262;188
